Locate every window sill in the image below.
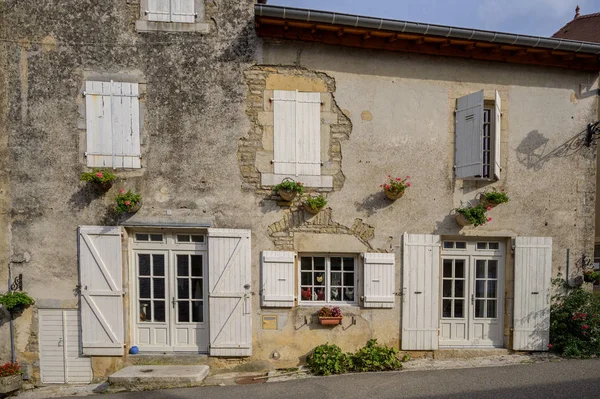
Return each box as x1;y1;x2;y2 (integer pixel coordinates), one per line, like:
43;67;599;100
261;173;333;189
135;20;210;33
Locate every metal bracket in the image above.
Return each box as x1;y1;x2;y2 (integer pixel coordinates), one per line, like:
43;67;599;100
10;274;23;292
584;121;600;147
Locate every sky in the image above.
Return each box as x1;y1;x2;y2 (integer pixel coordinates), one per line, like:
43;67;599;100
268;0;600;37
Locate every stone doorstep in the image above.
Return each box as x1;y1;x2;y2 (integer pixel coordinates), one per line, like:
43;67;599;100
432;348;511;360
108;365;210;390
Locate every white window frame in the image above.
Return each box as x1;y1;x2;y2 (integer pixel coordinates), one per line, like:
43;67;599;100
136;0;210;33
298;254;358;306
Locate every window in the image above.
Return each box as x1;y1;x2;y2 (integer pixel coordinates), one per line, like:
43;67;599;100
476;242;500;250
135;233;164;242
443;241;467;250
85;81;141;169
455;90;501;180
138;254;166;322
136;1;209;33
299;255;356;304
176;234;205;243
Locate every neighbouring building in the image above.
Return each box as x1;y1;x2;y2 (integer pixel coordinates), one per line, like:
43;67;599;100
1;0;599;383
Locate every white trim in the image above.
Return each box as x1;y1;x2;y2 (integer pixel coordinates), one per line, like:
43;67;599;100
297;254;358;306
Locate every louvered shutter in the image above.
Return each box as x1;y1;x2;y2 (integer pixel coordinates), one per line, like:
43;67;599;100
261;251;295;308
170;0;196;23
363;253;395;308
493;90;501;180
79;226;124;356
85;81;141;169
146;0;171;22
455;90;484;179
273;90;321;177
513;237;552;351
208;229;252;356
401;233;440;350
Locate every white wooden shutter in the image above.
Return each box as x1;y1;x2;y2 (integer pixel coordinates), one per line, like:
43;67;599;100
170;0;196;23
147;0;171;22
493;90;501;180
363;253;395;308
455;90;484;179
402;233;440;350
513;236;552;351
261;251;295;308
85;81;141;169
208;228;252;356
78;226;124;356
273;90;321;177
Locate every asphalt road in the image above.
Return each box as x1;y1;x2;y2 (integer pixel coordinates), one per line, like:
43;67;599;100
92;358;600;399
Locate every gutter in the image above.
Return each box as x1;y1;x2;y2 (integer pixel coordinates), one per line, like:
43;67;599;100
255;4;600;55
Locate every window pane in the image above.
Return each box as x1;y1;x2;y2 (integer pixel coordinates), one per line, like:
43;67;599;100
191;255;203;276
331;272;342;286
154;301;165;322
153;278;165;299
191;235;204;243
178;278;189;299
343;258;354;271
343;287;354;301
191;279;203;299
331;257;342;271
443;242;454;249
301;272;312;285
140;301;151;322
153;254;165;277
139;278;151;298
301;287;313;301
300;257;312;271
150;234;163;242
331;287;341;301
314;257;325;270
487;280;497;299
177;235;190;242
177;255;189;276
139;254;151;276
455;242;466;249
314;273;325;286
454;280;464;298
178;302;190;322
443;260;453;277
475;280;485;298
443;280;452;297
476;260;486;278
487;300;497;318
136;234;149;241
488;261;498;278
489;242;500;250
343;273;354;286
475;300;485;318
443;299;452;317
454;299;464;318
192;301;203;322
476;242;487;250
315;288;326;301
455;260;465;278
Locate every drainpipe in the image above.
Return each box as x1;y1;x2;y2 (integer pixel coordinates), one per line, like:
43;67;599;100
566;248;570;285
8;272;15;363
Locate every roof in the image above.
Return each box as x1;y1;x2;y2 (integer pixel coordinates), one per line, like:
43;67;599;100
255;4;600;71
553;12;600;43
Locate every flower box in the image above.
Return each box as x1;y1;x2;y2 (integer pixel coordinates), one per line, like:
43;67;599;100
384;186;405;201
455;213;471;227
279;189;297;202
318;316;343;326
0;374;22;395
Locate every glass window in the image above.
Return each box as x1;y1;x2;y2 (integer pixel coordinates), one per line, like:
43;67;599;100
138;253;166;323
299;255;356;304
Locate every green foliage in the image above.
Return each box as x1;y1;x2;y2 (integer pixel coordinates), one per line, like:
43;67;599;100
305;195;327;211
550;275;600;358
318;306;342;318
456;204;490;226
483;188;509;204
273;179;304;194
349;339;403;372
583;270;600;283
0;292;34;310
306;343;349;376
115;189;142;215
80;169;116;184
381;175;410;193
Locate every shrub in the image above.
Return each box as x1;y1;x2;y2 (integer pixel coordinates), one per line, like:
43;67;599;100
273;179;304;194
0;362;21;377
349;339;403;372
456;204;491;226
80;169;116;184
115;189;142;214
550;276;600;357
0;292;34;310
305;195;327;211
380;175;410;194
306;343;349;376
482;188;509;204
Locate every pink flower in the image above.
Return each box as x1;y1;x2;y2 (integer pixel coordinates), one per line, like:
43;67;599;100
582;324;589;330
406;175;410;179
124;201;131;206
487;206;492;211
407;182;411;187
119;189;125;194
385;184;390;190
548;344;553;349
387;175;391;178
396;178;401;181
96;172;103;178
487;217;492;222
379;184;383;188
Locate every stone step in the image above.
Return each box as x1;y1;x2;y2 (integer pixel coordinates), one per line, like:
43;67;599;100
109;365;210;390
433;348;512;360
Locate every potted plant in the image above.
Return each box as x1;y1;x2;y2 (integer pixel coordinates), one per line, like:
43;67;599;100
455;204;491;227
0;362;22;395
0;292;34;313
583;270;600;283
480;188;509;209
318;306;343;325
273;178;304;201
380;175;410;201
80;169;117;191
115;189;142;214
304;195;327;214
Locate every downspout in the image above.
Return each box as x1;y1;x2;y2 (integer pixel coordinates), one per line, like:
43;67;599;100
8;270;15;363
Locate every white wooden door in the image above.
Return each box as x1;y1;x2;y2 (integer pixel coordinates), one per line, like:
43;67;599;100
208;229;252;356
39;309;92;384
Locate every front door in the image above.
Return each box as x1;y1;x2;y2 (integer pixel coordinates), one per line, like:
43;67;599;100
439;240;505;347
132;232;208;352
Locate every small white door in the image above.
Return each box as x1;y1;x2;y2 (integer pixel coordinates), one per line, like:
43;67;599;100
39;309;92;384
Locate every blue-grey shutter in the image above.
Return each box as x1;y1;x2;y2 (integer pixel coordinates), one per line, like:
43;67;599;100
455;90;484;179
493;90;501;180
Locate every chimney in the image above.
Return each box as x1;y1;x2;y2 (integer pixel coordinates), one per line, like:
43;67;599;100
575;5;580;18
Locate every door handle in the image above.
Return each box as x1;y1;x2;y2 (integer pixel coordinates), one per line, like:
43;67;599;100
172;297;176;309
471;294;474;305
58;338;63;347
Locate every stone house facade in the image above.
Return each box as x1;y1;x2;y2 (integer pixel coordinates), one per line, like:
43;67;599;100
1;0;599;383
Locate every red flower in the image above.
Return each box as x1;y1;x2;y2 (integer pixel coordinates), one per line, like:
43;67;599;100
379;184;383;188
548;344;553;349
487;206;492;211
96;172;103;179
582;324;589;330
396;178;401;181
487;217;492;222
124;201;131;206
407;182;411;187
385;184;391;190
406;175;410;179
119;189;125;194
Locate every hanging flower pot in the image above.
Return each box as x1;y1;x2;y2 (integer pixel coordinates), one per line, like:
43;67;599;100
115;189;142;215
381;175;410;201
273;178;304;202
303;195;327;215
583;270;600;283
455;204;491;227
455;212;471;227
480;188;509;209
80;169;116;191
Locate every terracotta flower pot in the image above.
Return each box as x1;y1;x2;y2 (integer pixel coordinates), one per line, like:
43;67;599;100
303;203;322;215
384;187;405;201
455;213;472;227
318;316;343;326
278;189;297;202
0;374;22;395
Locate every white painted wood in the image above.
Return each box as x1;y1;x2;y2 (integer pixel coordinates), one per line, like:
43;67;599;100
455;90;484;179
147;0;171;22
295;92;321;176
39;309;92;384
273;90;297;175
171;0;195;23
402;233;440;350
493;90;501;180
261;251;295;308
208;229;252;356
363;253;395;308
79;226;124;356
85;81;141;169
513;237;552;351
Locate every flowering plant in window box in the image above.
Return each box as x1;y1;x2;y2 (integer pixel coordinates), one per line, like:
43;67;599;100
380;175;410;201
304;195;327;214
0;362;22;395
583;270;600;283
0;291;34;313
80;169;117;191
455;204;491;227
480;188;509;209
318;306;343;325
115;189;142;215
273;178;304;201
